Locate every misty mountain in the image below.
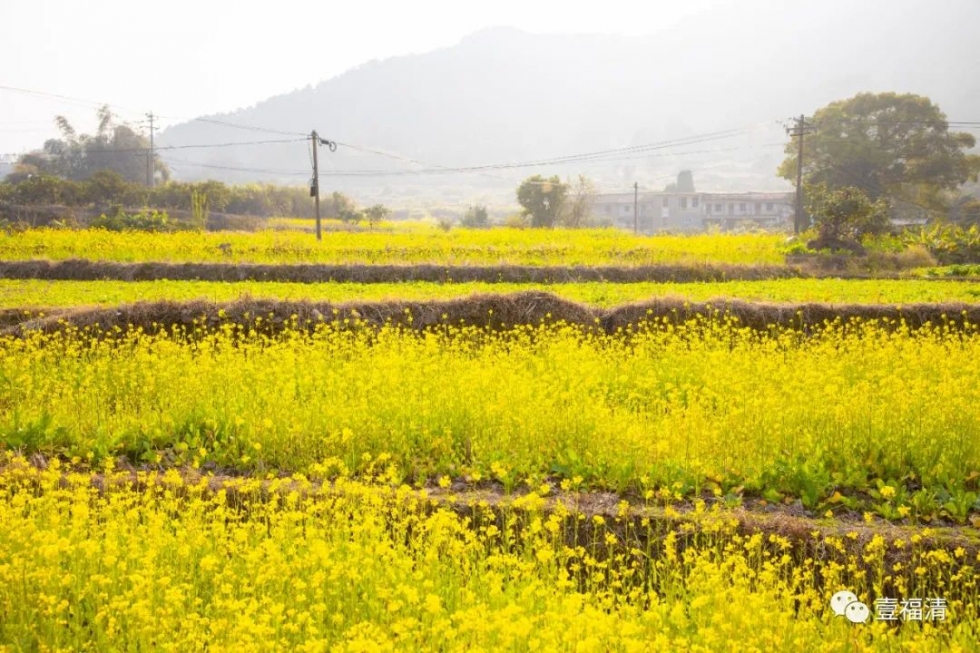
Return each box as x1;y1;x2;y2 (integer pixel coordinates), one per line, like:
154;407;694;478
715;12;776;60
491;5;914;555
158;0;980;202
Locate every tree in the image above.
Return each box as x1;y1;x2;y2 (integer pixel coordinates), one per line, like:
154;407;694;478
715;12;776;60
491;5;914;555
558;175;597;227
15;106;170;185
461;204;489;228
516;175;567;228
676;170;695;193
664;170;695;193
778;93;980;206
85;170;131;207
363;204;390;230
804;183;890;252
9;175;66;205
326;191;360;223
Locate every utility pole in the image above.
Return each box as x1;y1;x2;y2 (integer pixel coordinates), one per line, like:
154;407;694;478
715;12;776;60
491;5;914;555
310;130;337;241
146;112;156;188
311;130;321;240
633;181;639;235
787;114;812;234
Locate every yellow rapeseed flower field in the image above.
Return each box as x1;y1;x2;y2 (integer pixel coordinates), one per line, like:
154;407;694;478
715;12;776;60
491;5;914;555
3;318;979;518
1;277;979;310
0;227;786;265
1;227;978;651
0;457;976;652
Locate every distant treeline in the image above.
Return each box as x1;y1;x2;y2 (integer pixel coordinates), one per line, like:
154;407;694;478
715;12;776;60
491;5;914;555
0;170;337;218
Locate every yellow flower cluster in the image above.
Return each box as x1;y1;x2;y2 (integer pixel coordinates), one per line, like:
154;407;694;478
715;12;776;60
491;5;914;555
2;319;979;515
2;277;978;311
0;227;785;266
0;459;975;652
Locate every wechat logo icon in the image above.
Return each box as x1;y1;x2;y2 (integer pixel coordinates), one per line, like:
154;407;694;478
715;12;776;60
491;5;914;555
831;590;870;624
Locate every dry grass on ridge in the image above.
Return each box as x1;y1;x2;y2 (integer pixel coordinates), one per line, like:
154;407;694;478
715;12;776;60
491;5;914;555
7;291;980;337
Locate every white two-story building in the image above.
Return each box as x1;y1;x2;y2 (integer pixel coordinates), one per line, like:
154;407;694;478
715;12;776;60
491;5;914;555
594;190;793;233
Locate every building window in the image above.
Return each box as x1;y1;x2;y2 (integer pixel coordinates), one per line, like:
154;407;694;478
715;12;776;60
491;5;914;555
624;205;630;213
766;203;774;211
739;203;746;212
715;203;723;213
663;197;669;207
692;197;699;208
728;203;734;214
605;205;611;214
680;198;688;209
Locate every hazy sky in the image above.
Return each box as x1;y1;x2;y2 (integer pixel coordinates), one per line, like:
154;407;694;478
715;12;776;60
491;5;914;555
0;0;734;155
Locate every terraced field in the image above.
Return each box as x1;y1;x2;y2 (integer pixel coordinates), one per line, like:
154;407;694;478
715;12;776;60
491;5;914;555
2;277;979;310
0;227;787;265
1;226;977;651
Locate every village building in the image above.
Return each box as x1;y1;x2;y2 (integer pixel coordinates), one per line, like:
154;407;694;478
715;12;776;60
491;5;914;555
593;190;794;233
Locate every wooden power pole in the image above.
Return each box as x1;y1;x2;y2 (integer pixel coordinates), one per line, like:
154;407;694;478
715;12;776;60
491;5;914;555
633;181;639;234
146;112;155;188
787;114;812;234
311;130;321;241
309;130;337;242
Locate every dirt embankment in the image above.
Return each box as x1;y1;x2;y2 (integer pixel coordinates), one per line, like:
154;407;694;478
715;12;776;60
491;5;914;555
0;259;809;284
7;291;980;337
7;456;976;569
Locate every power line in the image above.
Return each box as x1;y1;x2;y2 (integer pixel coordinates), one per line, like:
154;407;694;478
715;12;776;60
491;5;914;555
331;140;523;185
313;142;787;179
0;85;146;120
1;137;307;159
159;114;308;137
85;137;305;155
462;127;761;171
315;127;768;178
504;126;761;168
164;157;308;176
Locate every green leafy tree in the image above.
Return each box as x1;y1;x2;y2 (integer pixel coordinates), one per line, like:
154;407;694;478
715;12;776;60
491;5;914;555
517;175;567;228
327;191;359;223
779;93;980;206
804;183;890;252
194;181;231;212
85;170;131;208
91;208;173;232
363;203;390;230
558;175;597;227
191;190;210;230
10;175;66;205
461;204;489;228
15;106;170;185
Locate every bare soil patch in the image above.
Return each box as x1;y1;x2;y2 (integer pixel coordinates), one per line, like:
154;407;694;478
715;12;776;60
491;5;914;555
7;292;980;337
0;259;807;284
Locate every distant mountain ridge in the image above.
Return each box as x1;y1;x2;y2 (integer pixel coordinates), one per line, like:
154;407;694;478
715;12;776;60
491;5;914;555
158;0;980;201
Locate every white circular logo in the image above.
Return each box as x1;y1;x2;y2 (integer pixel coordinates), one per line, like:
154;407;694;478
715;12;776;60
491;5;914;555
830;590;859;617
830;590;869;623
845;601;870;623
